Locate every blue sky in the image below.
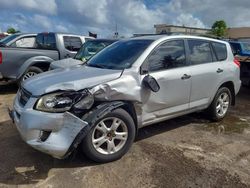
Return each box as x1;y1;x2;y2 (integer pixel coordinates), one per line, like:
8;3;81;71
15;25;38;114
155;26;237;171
0;0;250;37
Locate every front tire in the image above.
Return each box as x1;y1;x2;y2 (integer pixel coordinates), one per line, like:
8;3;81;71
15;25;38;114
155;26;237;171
20;66;43;83
207;87;232;121
81;108;136;163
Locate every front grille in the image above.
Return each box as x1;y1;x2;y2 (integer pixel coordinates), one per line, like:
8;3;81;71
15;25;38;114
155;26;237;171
19;88;32;106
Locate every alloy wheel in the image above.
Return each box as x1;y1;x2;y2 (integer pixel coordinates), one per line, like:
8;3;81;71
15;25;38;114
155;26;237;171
216;92;230;117
22;71;38;81
91;117;128;155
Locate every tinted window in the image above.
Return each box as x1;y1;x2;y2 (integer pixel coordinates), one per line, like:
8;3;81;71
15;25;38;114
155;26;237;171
87;39;153;70
229;42;241;54
148;40;186;72
36;34;43;48
45;34;56;49
212;42;227;61
188;40;213;65
36;33;56;50
63;36;82;51
75;40;115;62
10;37;36;48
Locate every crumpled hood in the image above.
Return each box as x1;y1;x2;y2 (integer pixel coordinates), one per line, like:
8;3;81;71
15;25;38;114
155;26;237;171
50;58;83;69
23;66;122;96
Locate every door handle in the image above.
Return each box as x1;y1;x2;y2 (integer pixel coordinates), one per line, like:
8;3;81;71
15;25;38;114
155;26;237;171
181;74;191;80
217;68;223;73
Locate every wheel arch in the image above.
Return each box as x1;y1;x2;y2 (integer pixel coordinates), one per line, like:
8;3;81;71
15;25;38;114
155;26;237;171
29;62;51;72
16;56;54;80
64;100;138;158
218;81;235;105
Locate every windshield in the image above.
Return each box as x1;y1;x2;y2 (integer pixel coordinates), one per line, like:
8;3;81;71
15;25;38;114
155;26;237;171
74;40;114;62
0;34;21;45
86;39;153;70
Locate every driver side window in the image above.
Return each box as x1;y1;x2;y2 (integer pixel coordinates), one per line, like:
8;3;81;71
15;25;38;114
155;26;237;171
148;40;186;72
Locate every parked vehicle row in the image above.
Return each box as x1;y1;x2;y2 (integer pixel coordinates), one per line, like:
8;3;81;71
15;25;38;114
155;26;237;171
9;35;241;163
0;32;93;83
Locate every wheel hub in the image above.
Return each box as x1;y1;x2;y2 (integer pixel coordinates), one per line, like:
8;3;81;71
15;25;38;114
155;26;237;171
92;117;128;155
106;131;116;140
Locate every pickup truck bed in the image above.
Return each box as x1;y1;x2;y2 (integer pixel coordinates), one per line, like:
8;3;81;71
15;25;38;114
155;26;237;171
0;47;59;80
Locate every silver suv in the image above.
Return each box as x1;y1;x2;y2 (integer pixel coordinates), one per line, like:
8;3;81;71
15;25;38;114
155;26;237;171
10;35;241;162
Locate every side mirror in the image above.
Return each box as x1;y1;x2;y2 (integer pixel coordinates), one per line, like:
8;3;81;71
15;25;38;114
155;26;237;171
142;75;160;92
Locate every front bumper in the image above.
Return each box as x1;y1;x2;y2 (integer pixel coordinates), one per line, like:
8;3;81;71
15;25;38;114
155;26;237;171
10;95;88;159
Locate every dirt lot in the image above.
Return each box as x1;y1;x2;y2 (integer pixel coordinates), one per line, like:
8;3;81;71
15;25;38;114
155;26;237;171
0;84;250;188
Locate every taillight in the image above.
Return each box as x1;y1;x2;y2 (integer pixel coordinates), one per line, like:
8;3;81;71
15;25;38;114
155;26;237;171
0;52;2;64
233;58;240;67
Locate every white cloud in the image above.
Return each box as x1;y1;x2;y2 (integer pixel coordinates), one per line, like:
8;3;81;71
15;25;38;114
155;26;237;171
174;13;205;28
55;25;69;33
57;0;165;35
167;0;250;28
1;0;250;36
30;15;52;30
0;0;57;15
108;0;164;34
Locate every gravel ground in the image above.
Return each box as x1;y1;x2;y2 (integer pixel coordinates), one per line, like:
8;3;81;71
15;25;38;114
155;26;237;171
0;84;250;188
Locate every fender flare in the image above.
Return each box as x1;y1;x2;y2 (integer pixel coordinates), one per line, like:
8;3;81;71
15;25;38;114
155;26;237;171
63;101;126;158
16;56;55;80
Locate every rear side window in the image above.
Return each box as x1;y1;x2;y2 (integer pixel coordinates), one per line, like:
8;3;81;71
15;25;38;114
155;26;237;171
212;42;227;61
148;40;186;72
63;36;82;51
36;33;57;50
188;40;213;65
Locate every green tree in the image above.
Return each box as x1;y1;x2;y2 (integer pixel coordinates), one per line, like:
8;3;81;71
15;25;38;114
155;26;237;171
6;27;20;34
211;20;227;37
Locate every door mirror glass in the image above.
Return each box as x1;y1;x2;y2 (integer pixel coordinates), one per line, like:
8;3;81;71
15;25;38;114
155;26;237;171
143;75;160;92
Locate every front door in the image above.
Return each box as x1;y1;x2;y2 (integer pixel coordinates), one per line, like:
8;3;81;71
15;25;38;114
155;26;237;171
141;39;191;125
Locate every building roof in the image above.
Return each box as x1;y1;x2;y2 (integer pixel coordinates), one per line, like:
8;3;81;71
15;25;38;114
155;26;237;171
154;24;210;31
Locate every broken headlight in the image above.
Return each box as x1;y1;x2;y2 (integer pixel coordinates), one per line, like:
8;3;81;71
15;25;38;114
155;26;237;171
35;91;94;112
74;92;94;110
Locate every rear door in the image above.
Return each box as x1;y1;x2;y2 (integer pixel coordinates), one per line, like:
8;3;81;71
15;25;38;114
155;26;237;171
142;39;192;124
187;39;227;109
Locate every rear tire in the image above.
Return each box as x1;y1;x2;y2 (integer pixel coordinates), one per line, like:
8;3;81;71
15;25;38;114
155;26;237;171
81;108;136;163
207;87;232;121
18;66;43;85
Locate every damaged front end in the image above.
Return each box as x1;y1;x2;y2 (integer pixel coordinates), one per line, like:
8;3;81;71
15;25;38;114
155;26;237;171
10;86;132;159
10;89;97;159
